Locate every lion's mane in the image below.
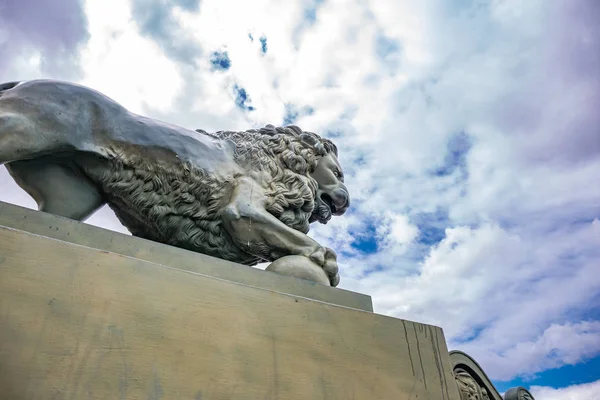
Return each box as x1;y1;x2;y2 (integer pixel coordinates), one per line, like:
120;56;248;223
210;124;338;233
81;124;338;265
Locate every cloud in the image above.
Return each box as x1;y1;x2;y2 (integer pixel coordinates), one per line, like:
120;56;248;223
0;0;89;81
130;0;203;66
473;321;600;381
283;104;315;125
76;0;184;114
348;219;600;380
1;0;599;388
531;379;600;400
495;0;600;166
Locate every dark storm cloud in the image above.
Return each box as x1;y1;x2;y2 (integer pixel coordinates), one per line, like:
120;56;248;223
130;0;203;66
0;0;89;79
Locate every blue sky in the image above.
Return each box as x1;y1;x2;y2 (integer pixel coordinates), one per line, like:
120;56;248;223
0;0;598;398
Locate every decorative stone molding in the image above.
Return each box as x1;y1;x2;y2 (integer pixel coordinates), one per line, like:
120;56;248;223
455;367;491;400
504;387;535;400
450;351;535;400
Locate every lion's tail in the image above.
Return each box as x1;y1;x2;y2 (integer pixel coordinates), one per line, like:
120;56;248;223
0;81;21;96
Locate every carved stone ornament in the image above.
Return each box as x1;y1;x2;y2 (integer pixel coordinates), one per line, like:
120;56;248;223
504;387;535;400
0;80;350;286
450;351;536;400
455;368;491;400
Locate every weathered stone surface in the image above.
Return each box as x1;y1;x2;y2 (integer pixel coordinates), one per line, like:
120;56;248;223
0;201;372;312
0;218;461;400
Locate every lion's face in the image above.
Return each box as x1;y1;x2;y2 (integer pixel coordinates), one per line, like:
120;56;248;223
310;153;350;224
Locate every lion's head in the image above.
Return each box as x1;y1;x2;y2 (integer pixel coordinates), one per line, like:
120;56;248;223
203;124;350;234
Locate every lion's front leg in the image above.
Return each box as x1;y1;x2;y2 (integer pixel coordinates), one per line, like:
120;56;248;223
222;177;339;286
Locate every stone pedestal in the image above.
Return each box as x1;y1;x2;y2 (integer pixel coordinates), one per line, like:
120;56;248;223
0;201;461;399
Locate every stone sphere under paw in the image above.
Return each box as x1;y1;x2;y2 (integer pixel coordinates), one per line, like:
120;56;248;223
265;255;330;286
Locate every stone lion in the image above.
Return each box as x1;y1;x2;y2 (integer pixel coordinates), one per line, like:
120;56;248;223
0;80;350;286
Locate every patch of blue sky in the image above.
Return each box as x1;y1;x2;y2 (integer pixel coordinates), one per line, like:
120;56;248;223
233;85;255;111
282;104;315;125
375;34;401;61
304;0;325;24
175;0;200;12
452;326;485;344
259;36;267;54
412;208;449;247
210;51;231;71
361;263;387;277
494;355;600;393
349;220;379;254
292;0;325;47
432;131;472;178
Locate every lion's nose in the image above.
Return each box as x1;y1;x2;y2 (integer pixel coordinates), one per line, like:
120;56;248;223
332;188;350;215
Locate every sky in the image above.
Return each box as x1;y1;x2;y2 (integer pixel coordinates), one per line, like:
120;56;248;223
0;0;598;397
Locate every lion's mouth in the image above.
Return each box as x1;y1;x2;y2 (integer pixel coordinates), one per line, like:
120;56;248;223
320;193;337;214
310;193;334;224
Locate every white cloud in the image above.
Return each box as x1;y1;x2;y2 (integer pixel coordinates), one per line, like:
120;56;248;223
474;321;600;381
388;214;419;245
79;0;183;113
531;379;600;400
1;0;599;387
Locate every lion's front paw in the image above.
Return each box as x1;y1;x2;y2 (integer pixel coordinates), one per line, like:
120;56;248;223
324;247;340;287
309;247;340;287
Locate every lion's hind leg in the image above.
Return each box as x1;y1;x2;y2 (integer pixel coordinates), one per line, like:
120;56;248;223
6;159;105;221
0;111;35;164
0;94;74;165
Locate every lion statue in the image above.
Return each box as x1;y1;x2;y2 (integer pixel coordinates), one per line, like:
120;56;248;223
0;80;350;286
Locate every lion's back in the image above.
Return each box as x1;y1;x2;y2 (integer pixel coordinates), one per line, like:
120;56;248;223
1;79;136;157
5;80;241;176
